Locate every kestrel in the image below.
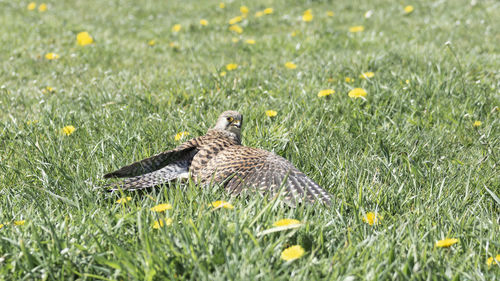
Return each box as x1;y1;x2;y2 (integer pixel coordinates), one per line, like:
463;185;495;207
104;111;332;205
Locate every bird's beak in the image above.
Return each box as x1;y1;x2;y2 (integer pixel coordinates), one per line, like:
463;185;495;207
232;120;241;128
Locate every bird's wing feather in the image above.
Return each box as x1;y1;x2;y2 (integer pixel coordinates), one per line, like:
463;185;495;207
219;147;332;205
104;137;201;178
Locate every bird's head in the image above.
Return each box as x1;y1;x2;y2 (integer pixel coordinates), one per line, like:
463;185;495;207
213;110;243;137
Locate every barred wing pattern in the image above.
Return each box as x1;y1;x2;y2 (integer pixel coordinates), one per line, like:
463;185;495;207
201;146;332;205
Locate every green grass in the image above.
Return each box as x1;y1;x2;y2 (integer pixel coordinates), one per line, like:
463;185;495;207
1;0;499;280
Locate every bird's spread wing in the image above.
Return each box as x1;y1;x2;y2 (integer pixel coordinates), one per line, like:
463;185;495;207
104;138;200;179
213;146;332;206
105;154;195;191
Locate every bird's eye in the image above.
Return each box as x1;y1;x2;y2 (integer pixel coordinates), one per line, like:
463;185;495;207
227;117;234;122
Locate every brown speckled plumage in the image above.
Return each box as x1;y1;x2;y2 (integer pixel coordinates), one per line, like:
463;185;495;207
104;110;332;205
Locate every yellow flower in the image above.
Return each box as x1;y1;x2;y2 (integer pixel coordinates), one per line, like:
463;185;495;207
405;79;410;84
153;218;173;229
281;245;305;261
273;219;300;227
264;8;273;14
326;11;334;17
76;31;94;46
150;203;173;212
45;53;60;60
26;120;39;125
487;255;500;266
148;39;156;46
116;197;132;204
61;125;76;136
255;11;264;18
285;62;297;69
172;24;181;32
231;37;239;43
200;19;208;26
220;71;226;77
291;31;297;37
219;2;225;9
41;86;55;94
345;77;353;83
245;39;255;45
348;88;367;98
359;72;375;79
362;212;382;225
473;120;482;127
226;63;238;71
240;6;249;14
302;9;313;22
14;220;26;226
0;223;4;229
349;25;365;33
435;238;459;248
174;131;189;141
229;16;242;25
404;5;414;14
211;200;234;209
318;89;335;97
27;2;36;10
38;3;47;12
229;24;243;34
265;110;277;117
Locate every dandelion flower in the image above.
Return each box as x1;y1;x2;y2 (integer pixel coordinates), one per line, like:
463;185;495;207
231;37;239;43
240;6;249;14
302;9;313;22
291;31;297;37
281;245;305;261
153;218;173;229
14;220;26;226
116;197;132;204
326;11;334;17
27;2;36;10
200;19;208;26
61;125;75;136
0;223;4;229
285;62;297;69
172;24;181;32
348;88;367;98
45;53;60;60
38;3;47;12
359;72;375;79
150;203;173;212
219;2;225;9
148;39;156;46
245;39;255;44
264;8;273;14
435;238;459;248
273;219;300;227
405;79;410;84
255;11;264;18
349;26;364;33
229;16;243;25
362;212;382;225
473;121;481;127
487;255;500;266
169;42;179;49
345;77;353;83
265;110;277;117
226;63;238;71
211;200;234;209
174;131;189;141
404;5;414;14
76;31;94;46
229;24;243;34
318;89;335;97
220;71;226;77
41;86;55;94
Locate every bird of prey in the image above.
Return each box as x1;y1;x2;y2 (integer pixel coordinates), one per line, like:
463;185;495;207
104;111;332;205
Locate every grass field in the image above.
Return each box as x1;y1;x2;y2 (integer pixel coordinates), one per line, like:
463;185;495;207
1;0;499;280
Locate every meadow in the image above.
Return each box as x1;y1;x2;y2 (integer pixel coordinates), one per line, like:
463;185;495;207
0;0;499;280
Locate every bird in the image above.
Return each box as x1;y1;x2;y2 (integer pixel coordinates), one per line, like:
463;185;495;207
103;110;332;206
